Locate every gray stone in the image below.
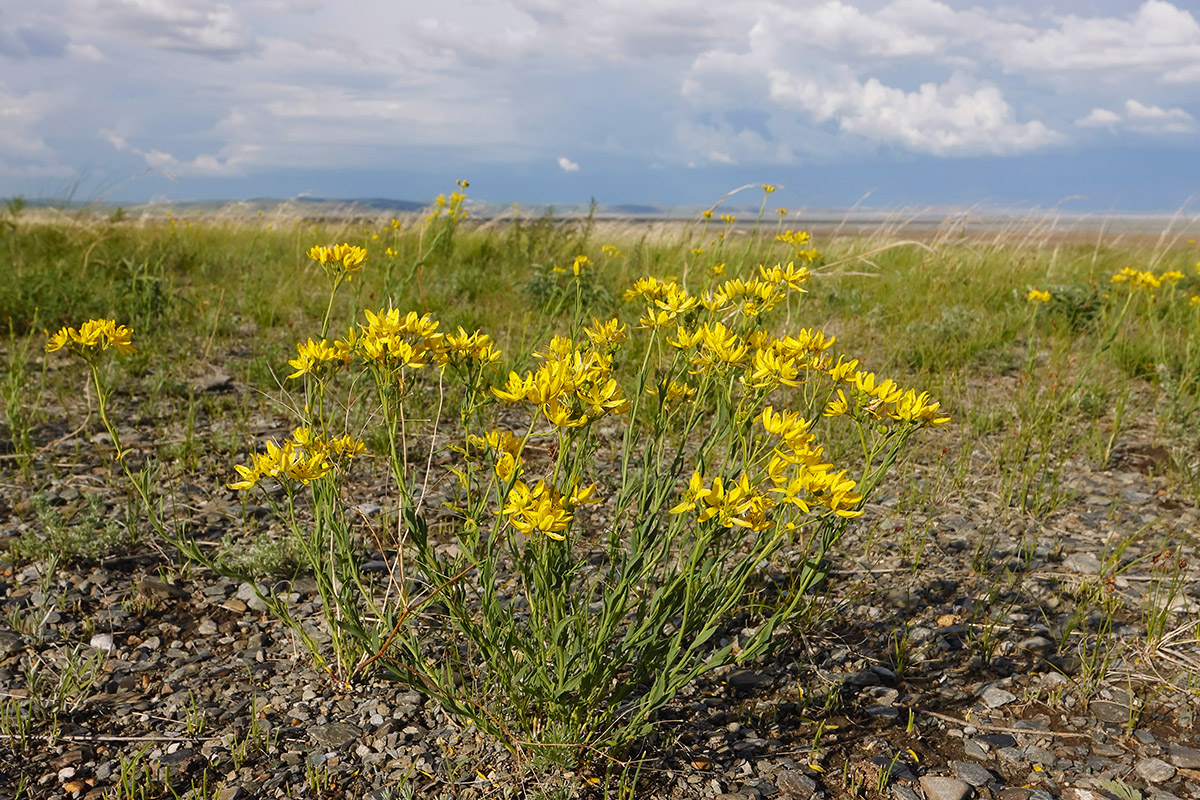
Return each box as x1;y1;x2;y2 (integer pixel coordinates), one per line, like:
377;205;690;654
89;633;114;652
1018;636;1055;655
963;740;990;761
309;723;363;749
981;686;1017;708
136;577;189;601
776;770;817;799
1089;700;1130;725
0;629;23;658
727;670;773;692
236;582;269;613
1136;758;1176;784
1062;553;1103;574
951;762;994;787
920;776;971;800
1167;743;1200;769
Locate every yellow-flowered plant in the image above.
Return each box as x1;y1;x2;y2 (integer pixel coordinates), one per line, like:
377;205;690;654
149;227;948;761
45;319;136;461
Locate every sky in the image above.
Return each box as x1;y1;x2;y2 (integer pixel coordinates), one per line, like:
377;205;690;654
3;0;1200;211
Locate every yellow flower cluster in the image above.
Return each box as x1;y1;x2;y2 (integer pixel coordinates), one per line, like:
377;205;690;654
824;368;949;426
491;330;630;429
46;319;136;356
625;267;809;330
466;429;525;481
1026;289;1052;303
285;310;500;379
760;406;863;519
1110;267;1163;290
426;181;470;224
601;244;622;258
554;254;593;276
776;230;820;263
670;472;777;531
287;337;351;379
502;480;601;540
229;427;365;491
306;243;368;283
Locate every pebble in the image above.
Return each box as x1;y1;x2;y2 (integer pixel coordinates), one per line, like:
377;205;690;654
951;761;994;787
981;686;1017;708
1136;757;1177;784
776;771;817;799
89;632;114;651
1168;743;1200;769
309;723;363;749
920;776;972;800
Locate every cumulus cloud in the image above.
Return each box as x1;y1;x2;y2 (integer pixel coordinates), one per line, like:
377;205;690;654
1076;99;1195;133
557;156;579;172
1076;108;1122;127
1003;1;1200;78
765;71;1062;156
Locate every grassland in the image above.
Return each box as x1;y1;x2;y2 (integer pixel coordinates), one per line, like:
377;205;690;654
1;194;1198;799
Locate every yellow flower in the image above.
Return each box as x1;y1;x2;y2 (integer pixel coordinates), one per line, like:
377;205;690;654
1026;289;1051;303
1191;295;1199;306
760;261;811;292
823;390;851;418
287;337;346;379
601;244;622;258
583;318;628;349
827;356;859;384
45;319;136;356
1159;270;1185;283
890;390;951;426
307;243;368;282
762;184;777;195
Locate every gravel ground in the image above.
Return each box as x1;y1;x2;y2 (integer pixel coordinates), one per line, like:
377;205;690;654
1;382;1199;800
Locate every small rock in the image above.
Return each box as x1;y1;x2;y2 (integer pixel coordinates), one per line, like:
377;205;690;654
236;582;269;613
1135;757;1176;784
1062;553;1103;574
727;670;773;692
777;770;817;799
1167;743;1200;769
309;723;362;749
136;577;189;601
998;790;1030;800
920;776;971;800
0;628;23;658
1089;700;1130;725
89;633;114;652
963;740;990;761
216;787;242;800
952;762;994;787
1018;636;1055;655
981;686;1017;708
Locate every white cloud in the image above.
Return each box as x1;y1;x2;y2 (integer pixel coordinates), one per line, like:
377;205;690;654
1002;1;1200;77
1076;108;1122;127
0;83;73;178
557;156;579;172
1075;99;1195;133
84;0;259;60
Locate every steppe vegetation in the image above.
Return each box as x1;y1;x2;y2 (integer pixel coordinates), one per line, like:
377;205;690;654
0;187;1198;799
